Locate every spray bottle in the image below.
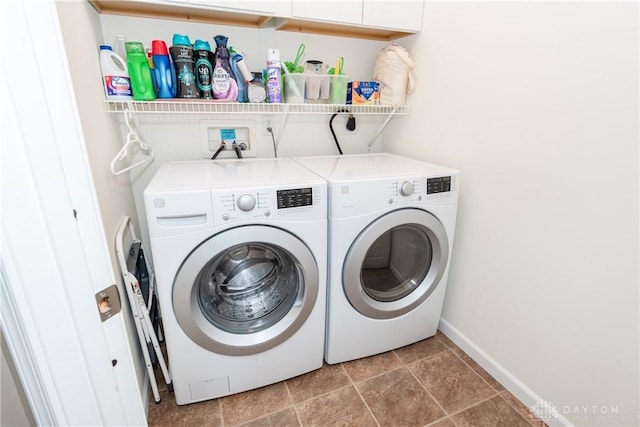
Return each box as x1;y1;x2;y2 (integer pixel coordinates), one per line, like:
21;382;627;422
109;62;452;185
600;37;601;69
266;48;282;103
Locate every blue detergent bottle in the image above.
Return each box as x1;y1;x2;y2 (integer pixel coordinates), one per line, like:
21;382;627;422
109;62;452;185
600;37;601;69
229;48;249;103
151;40;176;98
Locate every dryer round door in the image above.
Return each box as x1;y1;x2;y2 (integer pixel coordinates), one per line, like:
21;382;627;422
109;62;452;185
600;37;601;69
173;225;319;356
343;208;449;319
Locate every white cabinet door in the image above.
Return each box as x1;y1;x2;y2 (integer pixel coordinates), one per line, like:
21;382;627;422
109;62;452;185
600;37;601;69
362;0;424;32
187;0;285;15
291;0;362;25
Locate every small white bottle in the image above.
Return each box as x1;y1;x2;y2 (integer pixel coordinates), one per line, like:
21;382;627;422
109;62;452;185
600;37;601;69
113;35;127;60
99;45;133;100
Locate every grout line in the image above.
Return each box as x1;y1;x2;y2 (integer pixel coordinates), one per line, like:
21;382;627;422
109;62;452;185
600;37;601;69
449;345;504;394
405;355;450;418
444;393;503;419
497;391;542;427
343;362;382;427
283;380;304;427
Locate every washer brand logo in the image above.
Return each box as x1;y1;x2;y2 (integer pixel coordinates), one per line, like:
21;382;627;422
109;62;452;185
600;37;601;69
154;198;166;208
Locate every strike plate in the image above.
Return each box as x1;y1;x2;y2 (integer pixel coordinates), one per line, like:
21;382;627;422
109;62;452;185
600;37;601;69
95;284;121;322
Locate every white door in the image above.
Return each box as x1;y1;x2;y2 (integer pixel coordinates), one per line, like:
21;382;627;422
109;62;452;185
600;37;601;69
1;1;145;425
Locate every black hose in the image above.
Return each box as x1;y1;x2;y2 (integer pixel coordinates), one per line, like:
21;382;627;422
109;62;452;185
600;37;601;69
233;142;243;159
329;114;343;155
329;109;351;155
211;142;225;159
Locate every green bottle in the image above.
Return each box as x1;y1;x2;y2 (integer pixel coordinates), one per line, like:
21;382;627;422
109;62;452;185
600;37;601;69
125;41;156;101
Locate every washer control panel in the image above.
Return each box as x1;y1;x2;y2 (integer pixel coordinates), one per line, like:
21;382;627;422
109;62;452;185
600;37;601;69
426;176;452;194
212;185;324;224
277;187;313;209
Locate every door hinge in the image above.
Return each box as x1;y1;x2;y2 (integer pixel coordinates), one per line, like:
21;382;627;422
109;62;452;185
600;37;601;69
95;284;121;322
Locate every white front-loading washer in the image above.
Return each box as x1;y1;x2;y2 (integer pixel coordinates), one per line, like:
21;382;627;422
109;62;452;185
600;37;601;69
294;153;459;364
144;158;327;405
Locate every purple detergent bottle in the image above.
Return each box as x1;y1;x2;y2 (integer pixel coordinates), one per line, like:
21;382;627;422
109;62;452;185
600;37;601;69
212;35;238;100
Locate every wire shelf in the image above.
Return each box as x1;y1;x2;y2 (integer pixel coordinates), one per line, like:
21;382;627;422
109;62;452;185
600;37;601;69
105;100;409;115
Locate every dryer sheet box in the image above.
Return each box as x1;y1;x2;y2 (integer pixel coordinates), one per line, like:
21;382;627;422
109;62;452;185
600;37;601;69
347;81;380;105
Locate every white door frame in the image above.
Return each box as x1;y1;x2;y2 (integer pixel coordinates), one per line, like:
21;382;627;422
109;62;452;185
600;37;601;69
1;0;145;425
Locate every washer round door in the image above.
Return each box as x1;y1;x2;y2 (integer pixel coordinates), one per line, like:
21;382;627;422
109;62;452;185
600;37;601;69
173;225;319;356
343;208;449;319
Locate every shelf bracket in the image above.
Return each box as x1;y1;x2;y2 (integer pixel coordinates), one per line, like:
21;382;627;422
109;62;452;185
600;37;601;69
367;106;398;150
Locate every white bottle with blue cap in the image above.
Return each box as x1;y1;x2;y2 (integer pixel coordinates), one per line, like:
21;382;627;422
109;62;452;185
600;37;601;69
99;45;133;100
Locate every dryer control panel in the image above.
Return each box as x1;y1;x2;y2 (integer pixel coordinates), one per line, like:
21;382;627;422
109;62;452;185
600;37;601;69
331;175;458;219
212;184;325;225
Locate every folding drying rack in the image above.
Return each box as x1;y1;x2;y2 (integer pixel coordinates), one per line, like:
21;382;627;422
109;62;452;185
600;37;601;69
116;216;172;403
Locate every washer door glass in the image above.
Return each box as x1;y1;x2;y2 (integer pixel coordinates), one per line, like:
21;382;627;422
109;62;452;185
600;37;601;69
198;242;299;334
173;225;319;356
343;209;448;320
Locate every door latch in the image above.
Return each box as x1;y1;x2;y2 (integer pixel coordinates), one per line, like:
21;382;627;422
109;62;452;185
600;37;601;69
95;284;121;322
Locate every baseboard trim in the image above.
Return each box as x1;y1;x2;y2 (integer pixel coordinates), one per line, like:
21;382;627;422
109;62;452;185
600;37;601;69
438;318;573;427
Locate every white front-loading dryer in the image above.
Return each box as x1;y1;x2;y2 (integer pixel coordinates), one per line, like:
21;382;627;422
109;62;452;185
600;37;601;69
144;158;327;404
294;153;459;364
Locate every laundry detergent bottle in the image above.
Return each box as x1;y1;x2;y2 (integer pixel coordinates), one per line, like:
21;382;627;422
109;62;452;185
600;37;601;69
125;41;156;101
170;34;198;98
229;48;249;103
99;45;133;100
211;35;238;100
151;39;176;98
194;39;214;99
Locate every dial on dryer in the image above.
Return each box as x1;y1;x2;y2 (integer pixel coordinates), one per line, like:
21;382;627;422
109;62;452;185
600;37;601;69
400;181;415;196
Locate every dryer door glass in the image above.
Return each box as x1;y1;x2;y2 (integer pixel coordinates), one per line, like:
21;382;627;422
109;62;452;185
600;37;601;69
197;242;300;334
343;208;449;320
361;225;432;302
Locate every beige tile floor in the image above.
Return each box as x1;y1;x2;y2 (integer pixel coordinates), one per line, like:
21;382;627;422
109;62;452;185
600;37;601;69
148;331;546;427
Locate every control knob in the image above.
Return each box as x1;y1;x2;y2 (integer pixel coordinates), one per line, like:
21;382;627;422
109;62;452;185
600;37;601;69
399;181;415;196
236;194;256;211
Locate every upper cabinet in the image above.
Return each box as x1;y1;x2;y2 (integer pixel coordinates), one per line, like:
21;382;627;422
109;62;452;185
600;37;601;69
290;0;423;33
89;0;424;41
186;0;290;17
362;0;424;33
290;1;362;26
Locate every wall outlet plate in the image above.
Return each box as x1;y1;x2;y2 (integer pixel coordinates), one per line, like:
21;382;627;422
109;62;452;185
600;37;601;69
200;120;257;159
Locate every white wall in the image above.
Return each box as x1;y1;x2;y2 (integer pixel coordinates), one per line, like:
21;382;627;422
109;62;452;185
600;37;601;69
386;2;639;425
